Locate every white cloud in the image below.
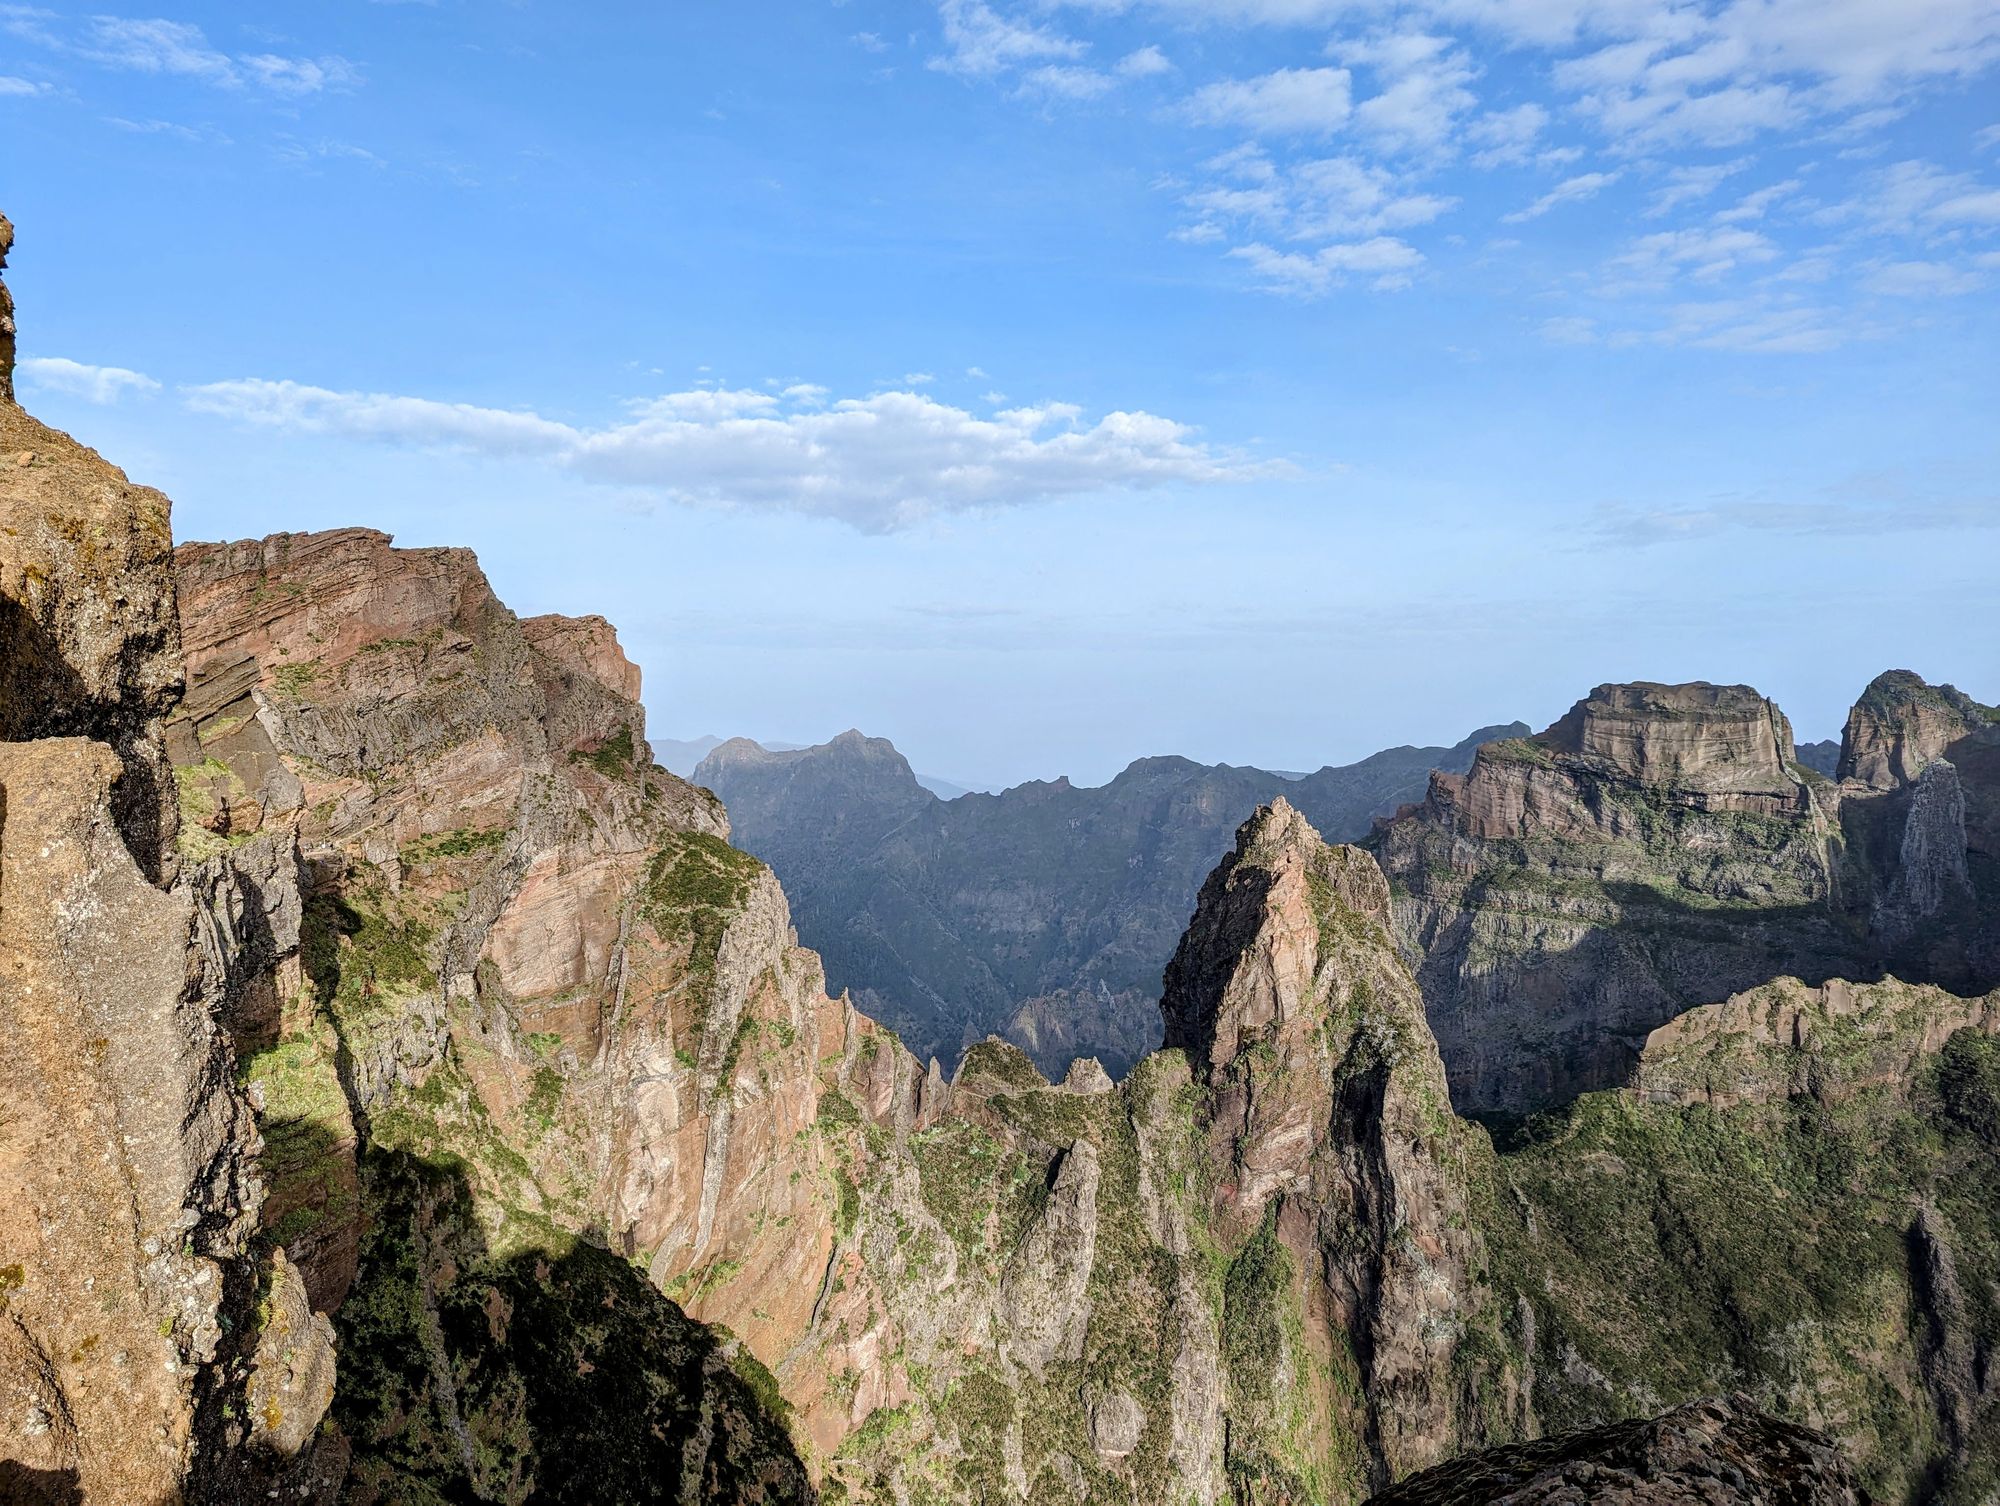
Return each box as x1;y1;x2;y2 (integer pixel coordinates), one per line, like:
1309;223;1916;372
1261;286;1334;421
1022;63;1115;97
183;378;575;451
79;16;356;94
1819;158;2000;233
1933;187;2000;223
83;17;233;81
931;0;1083;76
1230;236;1424;293
1863;258;1987;295
1503;169;1619;221
1652;296;1844;352
1334;29;1478;151
1188;67;1352;135
1180;147;1456;242
1539;314;1598;343
181;376;1286;532
1467;102;1549;167
241;52;358;95
1596;496;2000;544
0;73;48;96
1610;225;1780;282
1713;179;1799;222
1116;44;1172;77
18;356;163;404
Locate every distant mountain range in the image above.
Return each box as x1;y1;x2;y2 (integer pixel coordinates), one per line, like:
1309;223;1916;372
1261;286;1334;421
694;724;1530;1074
658;732;973;799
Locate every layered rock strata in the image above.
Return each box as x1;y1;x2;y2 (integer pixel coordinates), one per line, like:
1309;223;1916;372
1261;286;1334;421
1374;676;1999;1114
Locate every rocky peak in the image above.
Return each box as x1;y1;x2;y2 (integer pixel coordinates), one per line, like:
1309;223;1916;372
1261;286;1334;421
1838;669;1995;791
1161;795;1391;1074
1162;797;1491;1484
520;612;641;702
1;209;15;402
1537;680;1798;793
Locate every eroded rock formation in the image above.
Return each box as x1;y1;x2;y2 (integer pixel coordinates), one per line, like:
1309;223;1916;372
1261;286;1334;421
1374;676;2000;1114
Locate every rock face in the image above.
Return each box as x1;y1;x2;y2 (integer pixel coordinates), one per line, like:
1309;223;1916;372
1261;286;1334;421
0;228;333;1503
1838;669;1990;792
1;353;183;883
165;525;840;1493
1366;1395;1866;1506
696;723;1524;1078
1163;800;1496;1490
0;740;262;1503
1374;676;2000;1114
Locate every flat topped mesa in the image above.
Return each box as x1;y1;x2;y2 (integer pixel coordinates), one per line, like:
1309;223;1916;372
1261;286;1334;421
1535;680;1798;793
1;208;16;403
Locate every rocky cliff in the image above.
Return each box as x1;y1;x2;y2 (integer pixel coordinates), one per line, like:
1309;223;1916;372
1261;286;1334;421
0;218;811;1502
0;222;335;1504
1374;676;2000;1115
165;525;854;1498
696;723;1523;1080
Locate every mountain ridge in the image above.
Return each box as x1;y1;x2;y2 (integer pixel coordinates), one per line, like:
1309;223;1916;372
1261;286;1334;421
695;720;1531;1077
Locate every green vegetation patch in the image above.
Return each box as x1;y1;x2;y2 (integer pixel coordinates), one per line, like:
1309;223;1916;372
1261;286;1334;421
1478;1043;2000;1502
332;1149;811;1504
241;1019;357;1250
956;1039;1047;1092
910;1119;1015;1260
399;826;507;867
637;831;763;987
572;723;636;780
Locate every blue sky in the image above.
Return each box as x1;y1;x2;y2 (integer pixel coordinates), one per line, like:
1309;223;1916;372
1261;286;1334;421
4;0;1997;789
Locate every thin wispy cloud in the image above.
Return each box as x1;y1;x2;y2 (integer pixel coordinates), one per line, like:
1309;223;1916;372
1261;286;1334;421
929;0;2000;321
6;11;357;95
18;356;162;404
1230;236;1424;294
179;374;1292;531
1596;496;2000;545
1504;171;1620;223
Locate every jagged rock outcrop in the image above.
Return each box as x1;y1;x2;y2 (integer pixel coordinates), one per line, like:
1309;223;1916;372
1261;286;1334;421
1882;757;1973;935
1374;676;2000;1114
1164;799;1498;1490
697;723;1523;1077
1635;974;2000;1110
1365;1395;1865;1506
1839;670;1991;791
1482;970;2000;1500
997;1140;1100;1377
1;301;182;880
